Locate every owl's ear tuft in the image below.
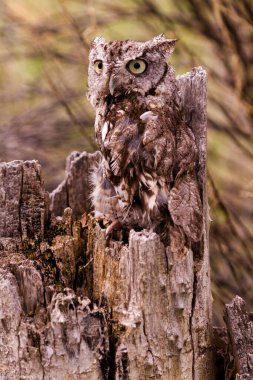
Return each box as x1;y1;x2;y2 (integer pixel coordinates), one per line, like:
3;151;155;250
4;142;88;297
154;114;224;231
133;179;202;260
160;39;177;56
148;36;178;57
152;33;166;42
91;36;106;48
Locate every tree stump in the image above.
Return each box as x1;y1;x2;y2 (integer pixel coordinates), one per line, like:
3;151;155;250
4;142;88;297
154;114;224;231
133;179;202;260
0;67;215;379
224;296;253;380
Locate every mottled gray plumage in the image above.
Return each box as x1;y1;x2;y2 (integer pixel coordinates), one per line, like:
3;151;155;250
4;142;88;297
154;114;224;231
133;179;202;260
88;35;203;243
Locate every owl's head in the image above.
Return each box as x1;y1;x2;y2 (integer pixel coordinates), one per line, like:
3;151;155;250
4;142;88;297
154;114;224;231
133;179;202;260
87;35;177;108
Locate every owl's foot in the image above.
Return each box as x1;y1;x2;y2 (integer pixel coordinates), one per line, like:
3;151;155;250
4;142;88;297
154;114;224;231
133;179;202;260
106;220;121;236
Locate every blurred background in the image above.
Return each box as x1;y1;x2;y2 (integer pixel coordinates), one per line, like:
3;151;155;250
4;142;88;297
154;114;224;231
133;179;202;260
0;0;252;324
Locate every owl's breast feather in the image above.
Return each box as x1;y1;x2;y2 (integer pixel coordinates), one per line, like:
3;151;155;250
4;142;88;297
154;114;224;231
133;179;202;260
101;121;109;142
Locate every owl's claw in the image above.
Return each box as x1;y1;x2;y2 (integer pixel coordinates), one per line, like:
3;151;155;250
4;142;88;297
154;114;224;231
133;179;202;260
140;111;158;122
106;220;121;237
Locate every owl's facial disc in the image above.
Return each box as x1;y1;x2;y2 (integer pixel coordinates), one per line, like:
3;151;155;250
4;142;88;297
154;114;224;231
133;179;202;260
88;37;177;107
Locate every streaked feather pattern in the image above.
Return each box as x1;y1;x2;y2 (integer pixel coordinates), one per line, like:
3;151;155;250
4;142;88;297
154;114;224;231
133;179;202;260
88;36;203;244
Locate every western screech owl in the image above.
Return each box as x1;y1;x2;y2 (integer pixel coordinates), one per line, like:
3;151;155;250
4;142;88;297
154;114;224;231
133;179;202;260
88;34;203;245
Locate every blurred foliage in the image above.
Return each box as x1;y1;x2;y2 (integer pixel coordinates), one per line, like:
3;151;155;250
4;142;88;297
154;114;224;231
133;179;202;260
0;0;252;324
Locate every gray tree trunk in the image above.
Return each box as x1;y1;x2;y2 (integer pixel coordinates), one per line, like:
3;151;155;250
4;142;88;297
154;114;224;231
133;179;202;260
0;67;216;379
213;296;253;380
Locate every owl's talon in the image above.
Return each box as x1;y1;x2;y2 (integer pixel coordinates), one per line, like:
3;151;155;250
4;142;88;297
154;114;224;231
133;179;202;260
106;220;121;236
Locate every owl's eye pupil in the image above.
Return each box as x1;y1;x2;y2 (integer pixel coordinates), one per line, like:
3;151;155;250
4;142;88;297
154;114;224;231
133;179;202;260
98;62;103;69
134;62;140;69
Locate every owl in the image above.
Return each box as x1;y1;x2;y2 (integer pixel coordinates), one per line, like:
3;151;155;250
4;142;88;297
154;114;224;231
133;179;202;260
87;35;203;245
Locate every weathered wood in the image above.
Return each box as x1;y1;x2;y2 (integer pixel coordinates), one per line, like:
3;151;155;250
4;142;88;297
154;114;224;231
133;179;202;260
0;265;107;380
0;67;216;379
50;151;101;220
86;221;196;379
178;68;213;379
0;160;48;242
224;296;253;379
0;161;107;380
212;296;253;380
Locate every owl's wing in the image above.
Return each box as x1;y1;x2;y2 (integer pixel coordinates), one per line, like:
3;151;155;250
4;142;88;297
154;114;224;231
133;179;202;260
168;122;203;242
90;159;121;221
168;171;203;242
175;123;198;174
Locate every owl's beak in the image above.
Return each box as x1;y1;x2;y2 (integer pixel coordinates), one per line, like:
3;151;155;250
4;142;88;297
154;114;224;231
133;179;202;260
109;76;121;97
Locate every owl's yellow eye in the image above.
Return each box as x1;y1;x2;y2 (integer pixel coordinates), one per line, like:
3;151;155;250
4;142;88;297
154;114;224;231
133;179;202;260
127;59;147;75
94;60;103;74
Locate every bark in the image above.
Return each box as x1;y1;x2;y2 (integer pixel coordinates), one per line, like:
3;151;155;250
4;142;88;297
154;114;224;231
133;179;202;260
0;67;217;379
50;151;101;220
213;296;253;380
224;296;253;380
0;161;106;380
